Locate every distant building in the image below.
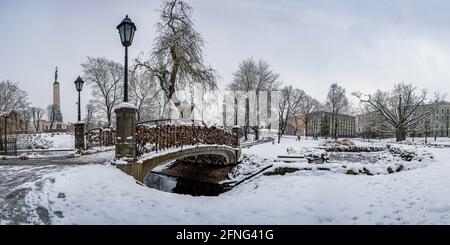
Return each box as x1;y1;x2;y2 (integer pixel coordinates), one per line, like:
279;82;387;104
285;115;305;136
35;120;69;133
355;111;391;138
306;111;356;138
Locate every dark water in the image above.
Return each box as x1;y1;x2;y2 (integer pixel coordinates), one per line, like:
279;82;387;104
143;172;230;196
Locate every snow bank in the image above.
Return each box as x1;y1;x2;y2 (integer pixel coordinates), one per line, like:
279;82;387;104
224;154;273;183
319;139;386;152
20;146;450;224
16;133;74;150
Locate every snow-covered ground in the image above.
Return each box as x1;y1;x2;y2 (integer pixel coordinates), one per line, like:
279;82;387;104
2;137;447;224
16;133;74;150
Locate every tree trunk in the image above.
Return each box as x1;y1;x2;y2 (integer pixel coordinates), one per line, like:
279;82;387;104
305;123;308;140
278;130;281;144
254;128;259;141
107;110;112;127
334;119;338;139
244;98;249;141
395;127;406;142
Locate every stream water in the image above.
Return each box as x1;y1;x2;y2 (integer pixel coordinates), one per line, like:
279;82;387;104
143;172;230;196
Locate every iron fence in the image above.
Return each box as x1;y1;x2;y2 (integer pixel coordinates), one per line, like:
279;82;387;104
0;138;17;156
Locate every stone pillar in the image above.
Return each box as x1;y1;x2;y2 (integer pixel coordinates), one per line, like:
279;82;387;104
115;106;137;161
232;126;241;148
74;122;85;152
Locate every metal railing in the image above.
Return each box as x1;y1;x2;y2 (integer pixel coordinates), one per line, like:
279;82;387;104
136;123;237;156
0;138;17;156
136;118;206;126
84;119;238;155
85;127;116;149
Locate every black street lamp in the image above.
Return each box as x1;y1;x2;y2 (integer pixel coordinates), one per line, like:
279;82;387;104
117;15;137;103
74;76;84;122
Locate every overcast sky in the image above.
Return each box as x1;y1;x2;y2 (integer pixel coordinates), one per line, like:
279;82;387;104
1;0;450;122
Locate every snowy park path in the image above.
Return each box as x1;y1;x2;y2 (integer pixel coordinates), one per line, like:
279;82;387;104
0;150;114;224
0;150;114;166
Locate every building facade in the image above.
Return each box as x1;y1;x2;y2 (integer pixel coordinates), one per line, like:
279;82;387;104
306;111;356;138
356;101;450;138
285;115;306;136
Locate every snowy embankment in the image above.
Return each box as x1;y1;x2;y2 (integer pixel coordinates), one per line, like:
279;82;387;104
16;133;74;150
16;138;450;224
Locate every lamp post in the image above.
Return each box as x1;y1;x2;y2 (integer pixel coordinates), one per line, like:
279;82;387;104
74;76;84;121
115;15;138;161
74;76;85;152
116;15;136;102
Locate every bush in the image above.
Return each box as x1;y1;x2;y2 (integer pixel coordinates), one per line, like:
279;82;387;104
346;169;358;175
387;167;394;174
363;167;373;176
396;165;404;172
263;167;300;176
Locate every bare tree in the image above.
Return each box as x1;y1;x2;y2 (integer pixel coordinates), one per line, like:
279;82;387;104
424;117;431;144
31;107;45;132
21;108;32;133
353;82;441;142
81;57;123;126
300;95;321;140
84;103;96;130
136;0;217;118
47;104;57;132
325;83;349;139
130;65;160;122
228;58;280;140
0;80;29;112
278;86;305;143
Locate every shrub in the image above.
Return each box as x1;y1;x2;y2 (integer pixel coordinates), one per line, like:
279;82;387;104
396;165;404;172
387;167;394;174
346;169;358;175
363;167;373;176
263;167;300;176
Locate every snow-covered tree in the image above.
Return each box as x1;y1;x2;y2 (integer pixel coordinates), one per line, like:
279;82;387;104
47;104;58;132
228;58;280;140
130;65;160;122
353;82;441;142
136;0;217;118
278;86;305;143
300;95;321;140
31;107;44;132
0;80;29;112
325;83;349;139
81;57;123;127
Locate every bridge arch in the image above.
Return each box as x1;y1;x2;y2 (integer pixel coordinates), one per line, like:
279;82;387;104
117;145;240;183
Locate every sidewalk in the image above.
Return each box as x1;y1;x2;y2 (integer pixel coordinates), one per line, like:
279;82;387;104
0;150;114;166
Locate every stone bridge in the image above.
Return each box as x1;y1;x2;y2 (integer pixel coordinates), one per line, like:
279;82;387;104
116;145;240;183
105;120;242;183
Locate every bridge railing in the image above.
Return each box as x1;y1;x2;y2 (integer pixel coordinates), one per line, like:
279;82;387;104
83;119;238;155
85;127;116;149
136;122;237;157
